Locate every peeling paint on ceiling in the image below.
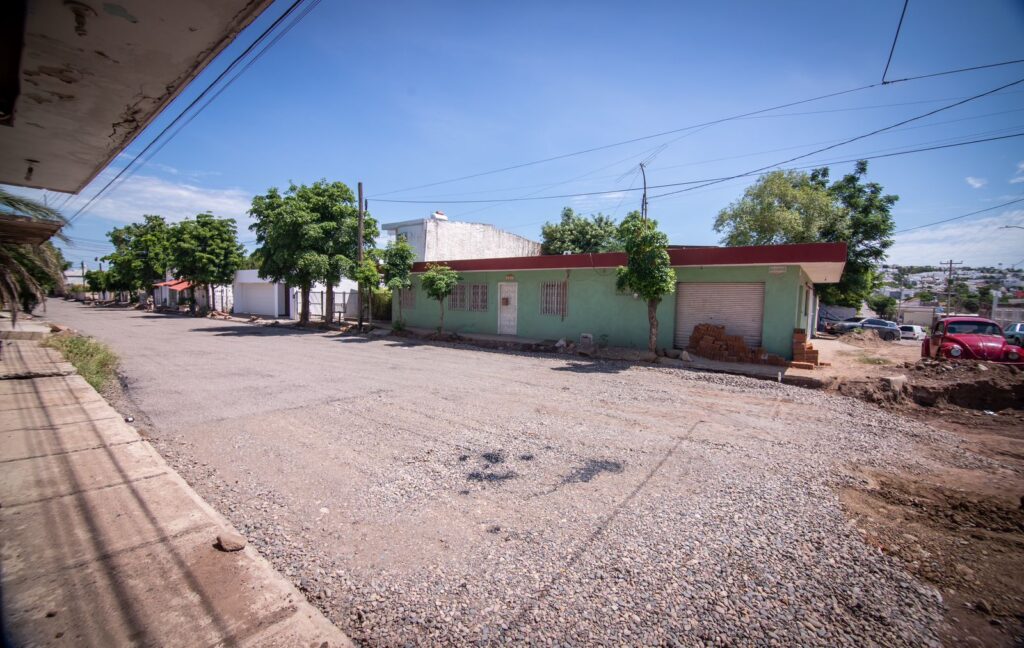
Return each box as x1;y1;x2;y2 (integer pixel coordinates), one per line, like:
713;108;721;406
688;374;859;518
0;0;273;194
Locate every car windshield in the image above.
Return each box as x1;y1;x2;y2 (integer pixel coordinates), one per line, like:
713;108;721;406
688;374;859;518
945;321;1002;336
900;326;912;331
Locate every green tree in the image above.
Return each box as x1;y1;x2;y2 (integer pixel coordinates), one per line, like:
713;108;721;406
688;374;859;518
381;238;416;325
915;289;936;302
540;207;621;255
420;263;460;333
84;268;107;297
616;211;676;353
248;180;377;325
169;212;244;313
0;189;67;322
812;161;897;306
102;215;171;299
713;171;844;245
714;161;897;308
352;257;382;328
866;294;897;320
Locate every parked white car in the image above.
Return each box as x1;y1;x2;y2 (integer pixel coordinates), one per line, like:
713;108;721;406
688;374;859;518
899;324;927;341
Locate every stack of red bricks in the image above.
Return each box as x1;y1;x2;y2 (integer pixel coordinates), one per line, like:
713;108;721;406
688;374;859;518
790;329;829;369
688;323;788;366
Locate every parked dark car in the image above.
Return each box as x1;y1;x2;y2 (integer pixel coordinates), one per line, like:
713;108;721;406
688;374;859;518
832;317;900;341
1005;322;1024;346
922;317;1023;364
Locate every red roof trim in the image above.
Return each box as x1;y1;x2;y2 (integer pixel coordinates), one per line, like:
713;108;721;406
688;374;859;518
411;242;847;273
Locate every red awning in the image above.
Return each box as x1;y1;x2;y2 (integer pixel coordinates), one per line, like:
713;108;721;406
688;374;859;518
154;279;176;287
168;280;192;292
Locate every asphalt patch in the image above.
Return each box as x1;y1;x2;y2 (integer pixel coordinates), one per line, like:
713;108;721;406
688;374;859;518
481;451;505;464
467;470;517;483
518;453;534;461
562;459;624;484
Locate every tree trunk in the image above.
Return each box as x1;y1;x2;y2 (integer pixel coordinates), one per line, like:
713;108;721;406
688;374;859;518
368;289;373;328
397;291;403;326
647;298;660;353
325;281;335;324
439;298;445;333
300;284;310;325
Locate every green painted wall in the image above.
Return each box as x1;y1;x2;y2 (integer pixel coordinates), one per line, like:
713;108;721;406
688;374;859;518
398;264;807;358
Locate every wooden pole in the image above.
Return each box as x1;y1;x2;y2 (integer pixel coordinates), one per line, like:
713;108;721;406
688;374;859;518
357;182;365;331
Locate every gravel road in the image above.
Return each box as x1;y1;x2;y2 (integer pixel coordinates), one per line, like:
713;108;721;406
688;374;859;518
42;301;988;646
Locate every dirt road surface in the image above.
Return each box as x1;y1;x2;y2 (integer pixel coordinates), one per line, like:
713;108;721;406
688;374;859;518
40;301;1024;646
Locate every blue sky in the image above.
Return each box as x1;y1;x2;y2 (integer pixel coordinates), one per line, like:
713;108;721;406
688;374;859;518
22;0;1024;269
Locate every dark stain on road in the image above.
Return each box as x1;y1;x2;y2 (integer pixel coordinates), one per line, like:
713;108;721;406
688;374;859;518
562;459;624;484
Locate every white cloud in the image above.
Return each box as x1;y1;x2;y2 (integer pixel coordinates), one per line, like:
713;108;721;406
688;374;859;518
1009;161;1024;184
888;210;1024;266
965;176;987;189
78;175;253;229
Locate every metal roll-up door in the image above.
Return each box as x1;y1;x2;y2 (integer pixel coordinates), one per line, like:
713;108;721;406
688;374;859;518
674;282;765;348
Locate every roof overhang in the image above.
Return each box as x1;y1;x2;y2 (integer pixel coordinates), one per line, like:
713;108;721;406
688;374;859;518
0;0;274;193
411;242;848;283
0;212;63;244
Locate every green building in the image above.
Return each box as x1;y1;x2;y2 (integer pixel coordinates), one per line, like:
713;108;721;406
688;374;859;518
395;243;847;360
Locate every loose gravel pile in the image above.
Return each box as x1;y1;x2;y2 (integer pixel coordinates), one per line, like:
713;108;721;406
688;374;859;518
142;359;997;648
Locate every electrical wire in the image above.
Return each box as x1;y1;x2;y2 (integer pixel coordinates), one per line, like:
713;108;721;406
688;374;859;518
893;197;1024;234
370;132;1024;204
882;0;910;83
65;0;320;225
649;76;1024;200
372;58;1024;198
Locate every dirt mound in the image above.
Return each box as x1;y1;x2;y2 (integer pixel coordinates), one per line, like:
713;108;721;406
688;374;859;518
839;328;889;348
842;467;1024;646
837;359;1024;413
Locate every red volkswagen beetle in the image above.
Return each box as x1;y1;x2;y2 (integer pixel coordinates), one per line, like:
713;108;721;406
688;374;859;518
922;316;1024;364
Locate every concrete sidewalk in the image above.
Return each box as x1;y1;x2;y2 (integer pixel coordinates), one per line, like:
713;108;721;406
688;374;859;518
0;340;351;647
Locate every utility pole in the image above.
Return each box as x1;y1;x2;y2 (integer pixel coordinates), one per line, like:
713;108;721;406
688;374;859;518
639;162;648;221
357;182;365;332
940;259;963;315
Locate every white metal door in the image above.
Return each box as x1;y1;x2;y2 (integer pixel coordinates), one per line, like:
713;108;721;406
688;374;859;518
674;282;765;348
497;282;517;335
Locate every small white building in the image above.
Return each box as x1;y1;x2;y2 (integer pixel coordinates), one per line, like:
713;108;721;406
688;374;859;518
382;211;541;262
232;269;359;320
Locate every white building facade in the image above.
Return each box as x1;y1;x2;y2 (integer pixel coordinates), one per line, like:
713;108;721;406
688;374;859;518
382;212;541;263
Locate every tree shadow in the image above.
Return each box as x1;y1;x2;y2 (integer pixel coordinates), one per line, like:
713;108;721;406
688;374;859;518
550;359;633;374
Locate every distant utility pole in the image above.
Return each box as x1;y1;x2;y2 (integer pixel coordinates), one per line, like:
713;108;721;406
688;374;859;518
357;181;365;332
639;162;648;221
940;259;963;314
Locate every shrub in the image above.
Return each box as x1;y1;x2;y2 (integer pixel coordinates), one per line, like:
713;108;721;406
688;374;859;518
43;334;118;391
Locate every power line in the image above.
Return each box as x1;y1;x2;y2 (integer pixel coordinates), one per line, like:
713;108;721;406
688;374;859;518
893;197;1024;234
371;131;1024;205
65;0;320;225
649;76;1024;200
373;58;1024;198
883;57;1024;85
882;0;910;83
404;107;1024;201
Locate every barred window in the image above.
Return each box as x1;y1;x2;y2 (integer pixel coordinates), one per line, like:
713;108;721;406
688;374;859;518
448;284;467;310
470;284;488;311
540;281;568;318
400;288;416;310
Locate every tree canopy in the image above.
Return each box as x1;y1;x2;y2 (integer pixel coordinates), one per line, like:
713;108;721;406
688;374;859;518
420;263;460;333
169;212;244;309
381;238;416;324
249;180;377;324
714;161;896;308
541;207;621;255
103;215;171;294
616;211;676;353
